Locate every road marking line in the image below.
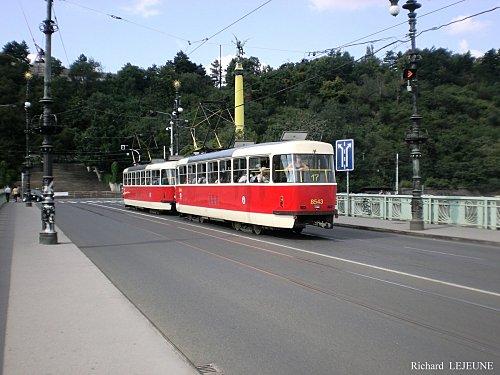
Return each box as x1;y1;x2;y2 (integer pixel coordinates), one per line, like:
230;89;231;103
87;203;500;298
405;246;483;260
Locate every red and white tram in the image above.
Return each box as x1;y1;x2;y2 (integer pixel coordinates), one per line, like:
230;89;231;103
122;161;177;212
175;140;337;233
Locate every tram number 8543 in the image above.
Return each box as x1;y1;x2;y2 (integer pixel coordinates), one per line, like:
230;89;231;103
310;198;324;205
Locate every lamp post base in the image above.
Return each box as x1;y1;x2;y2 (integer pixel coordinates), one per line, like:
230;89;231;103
410;219;424;231
39;231;58;245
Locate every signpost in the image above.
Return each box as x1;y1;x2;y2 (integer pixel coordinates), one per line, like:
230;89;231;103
336;139;354;216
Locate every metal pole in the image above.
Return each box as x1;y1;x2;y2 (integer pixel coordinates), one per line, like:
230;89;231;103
24;73;32;207
346;171;350;216
395;153;399;195
39;0;58;244
219;44;222;89
170;121;174;156
403;0;426;230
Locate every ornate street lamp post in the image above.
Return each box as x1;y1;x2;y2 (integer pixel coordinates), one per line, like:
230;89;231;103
39;0;58;244
388;0;427;230
24;71;33;207
173;80;183;156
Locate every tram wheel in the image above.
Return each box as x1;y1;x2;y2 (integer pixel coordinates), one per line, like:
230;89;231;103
252;225;263;235
232;222;242;231
292;226;304;234
199;216;205;223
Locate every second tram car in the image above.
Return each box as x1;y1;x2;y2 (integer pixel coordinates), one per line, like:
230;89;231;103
122;161;177;212
175;140;337;233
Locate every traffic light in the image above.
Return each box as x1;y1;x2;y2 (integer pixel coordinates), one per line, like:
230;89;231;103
403;68;417;80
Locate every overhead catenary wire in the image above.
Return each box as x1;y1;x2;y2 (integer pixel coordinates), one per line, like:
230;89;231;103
57;0;191;43
187;0;273;56
307;0;467;57
52;3;71;67
17;0;45;60
237;4;496;110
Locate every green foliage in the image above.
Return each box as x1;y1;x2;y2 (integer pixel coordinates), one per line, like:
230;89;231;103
0;41;498;194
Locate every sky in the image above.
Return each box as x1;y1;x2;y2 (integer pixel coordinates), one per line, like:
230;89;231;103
1;0;499;74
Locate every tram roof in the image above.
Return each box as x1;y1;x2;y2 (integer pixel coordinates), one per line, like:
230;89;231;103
123;160;177;172
178;140;333;165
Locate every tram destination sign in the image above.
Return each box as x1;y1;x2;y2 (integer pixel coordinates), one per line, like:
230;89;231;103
335;139;354;171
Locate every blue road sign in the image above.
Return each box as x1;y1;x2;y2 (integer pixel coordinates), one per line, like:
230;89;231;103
335;139;354;171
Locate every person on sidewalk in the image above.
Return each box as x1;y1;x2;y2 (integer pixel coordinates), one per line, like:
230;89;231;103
12;186;19;202
4;185;11;202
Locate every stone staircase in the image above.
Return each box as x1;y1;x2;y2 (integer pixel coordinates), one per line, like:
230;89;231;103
30;163;110;192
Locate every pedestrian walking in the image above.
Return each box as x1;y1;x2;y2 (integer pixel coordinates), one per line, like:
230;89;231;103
4;185;11;202
12;186;19;202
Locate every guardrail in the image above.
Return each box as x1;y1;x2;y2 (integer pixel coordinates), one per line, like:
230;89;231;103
337;194;499;230
55;191;122;199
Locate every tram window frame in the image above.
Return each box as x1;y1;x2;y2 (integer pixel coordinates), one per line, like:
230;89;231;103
134;172;138;185
140;171;145;185
145;170;151;185
187;164;196;184
197;163;207;184
249;156;270;183
161;169;168;185
178;165;187;184
219;159;231;184
152;170;160;185
168;169;176;185
272;154;335;183
233;157;247;183
208;161;219;183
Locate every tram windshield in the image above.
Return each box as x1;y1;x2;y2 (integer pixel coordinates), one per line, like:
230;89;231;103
272;154;335;183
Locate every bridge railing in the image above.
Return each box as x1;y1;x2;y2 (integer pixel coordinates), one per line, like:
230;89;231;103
337;193;499;230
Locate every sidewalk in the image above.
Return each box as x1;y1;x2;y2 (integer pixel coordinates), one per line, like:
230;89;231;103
335;215;500;245
1;203;200;375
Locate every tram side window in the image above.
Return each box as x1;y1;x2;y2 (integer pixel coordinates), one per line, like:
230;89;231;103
145;170;151;185
161;169;168;185
187;164;196;184
273;155;293;183
249;156;270;183
233;158;247;183
197;163;207;184
152;170;160;185
167;169;176;185
140;171;146;185
219;159;231;183
273;154;334;183
208;161;219;183
178;166;187;184
134;172;138;185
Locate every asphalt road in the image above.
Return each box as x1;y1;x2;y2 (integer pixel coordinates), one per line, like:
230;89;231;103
55;199;500;375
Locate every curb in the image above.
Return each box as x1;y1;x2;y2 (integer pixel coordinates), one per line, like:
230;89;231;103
334;223;500;247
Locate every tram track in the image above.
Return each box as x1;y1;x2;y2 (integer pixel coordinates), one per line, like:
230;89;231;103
62;201;500;357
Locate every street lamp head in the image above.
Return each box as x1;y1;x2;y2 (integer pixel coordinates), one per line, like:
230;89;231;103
24;101;31;109
169;120;174;125
173;80;181;90
24;71;33;80
388;0;400;16
177;106;183;113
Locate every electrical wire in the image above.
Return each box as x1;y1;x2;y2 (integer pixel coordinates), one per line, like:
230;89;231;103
416;7;499;37
57;0;191;43
236;3;495;110
307;0;467;57
17;0;45;60
188;0;273;56
52;4;71;67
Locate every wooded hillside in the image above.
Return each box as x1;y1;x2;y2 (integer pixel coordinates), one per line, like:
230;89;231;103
1;41;498;193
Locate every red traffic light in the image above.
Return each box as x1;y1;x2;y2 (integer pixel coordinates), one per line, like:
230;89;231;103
403;68;417;80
